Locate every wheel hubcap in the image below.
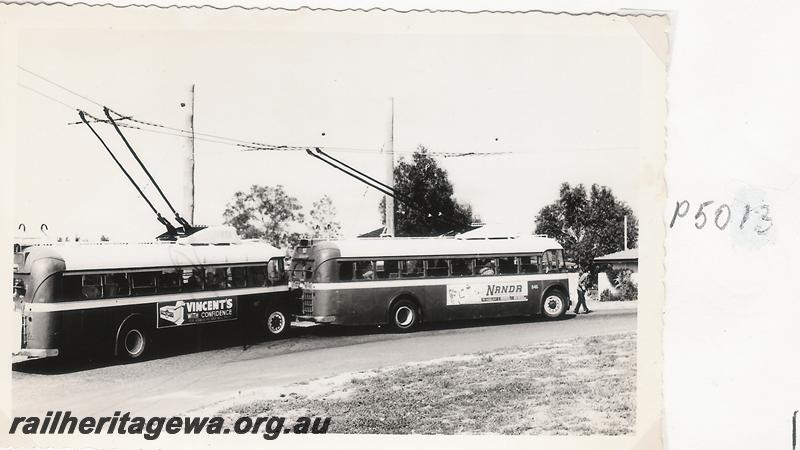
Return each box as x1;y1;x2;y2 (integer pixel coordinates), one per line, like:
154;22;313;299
124;329;144;357
395;306;414;328
267;311;286;334
544;296;563;315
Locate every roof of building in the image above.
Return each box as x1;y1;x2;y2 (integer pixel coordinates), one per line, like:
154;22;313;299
594;248;639;262
315;235;563;259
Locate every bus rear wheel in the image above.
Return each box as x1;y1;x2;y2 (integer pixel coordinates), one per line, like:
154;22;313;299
118;322;149;360
390;299;420;332
263;305;290;339
541;291;567;320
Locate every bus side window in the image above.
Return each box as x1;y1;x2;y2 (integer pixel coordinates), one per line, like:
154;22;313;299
375;260;400;279
267;258;284;285
62;274;83;300
338;262;355;281
451;258;474;276
246;266;267;287
354;261;375;280
424;259;449;277
104;273;129;297
182;268;205;291
477;258;497;276
157;269;181;294
130;272;158;295
401;260;423;278
497;257;517;275
520;256;540;274
231;267;248;288
82;274;103;299
556;250;566;271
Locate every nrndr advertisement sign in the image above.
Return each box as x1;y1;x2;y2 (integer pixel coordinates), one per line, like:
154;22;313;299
157;297;238;328
446;281;529;306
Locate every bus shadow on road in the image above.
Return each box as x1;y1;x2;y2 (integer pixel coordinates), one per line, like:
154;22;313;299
13;314;578;375
294;313;577;338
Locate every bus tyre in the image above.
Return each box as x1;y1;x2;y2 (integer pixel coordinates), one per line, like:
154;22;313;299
541;291;567;320
264;305;290;339
118;322;148;360
390;299;420;332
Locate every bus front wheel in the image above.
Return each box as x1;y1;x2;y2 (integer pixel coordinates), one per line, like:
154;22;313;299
118;321;149;360
263;305;290;339
541;291;567;320
390;299;420;332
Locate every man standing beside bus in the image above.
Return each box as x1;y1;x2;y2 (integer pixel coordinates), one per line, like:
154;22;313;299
574;268;591;314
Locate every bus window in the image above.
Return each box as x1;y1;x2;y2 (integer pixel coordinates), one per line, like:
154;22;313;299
104;273;129;297
520;256;540;274
425;259;449;277
247;266;267;287
477;258;497;276
231;266;247;288
338;262;355;281
498;257;518;274
401;259;423;278
375;260;400;279
62;274;83;300
182;268;205;291
543;250;564;272
131;272;158;295
267;258;284;285
82;274;103;299
450;258;474;276
205;267;229;290
355;261;375;280
157;269;181;294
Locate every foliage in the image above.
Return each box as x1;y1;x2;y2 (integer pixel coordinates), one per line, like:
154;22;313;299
534;183;638;272
100;235;110;242
599;269;638;302
305;195;343;239
378;146;477;236
222;184;305;249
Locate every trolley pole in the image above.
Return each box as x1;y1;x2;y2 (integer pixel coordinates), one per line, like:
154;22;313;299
383;97;395;237
182;84;196;224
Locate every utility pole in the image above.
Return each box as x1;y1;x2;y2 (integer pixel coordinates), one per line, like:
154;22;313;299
623;215;628;251
182;84;196;224
383;97;395;237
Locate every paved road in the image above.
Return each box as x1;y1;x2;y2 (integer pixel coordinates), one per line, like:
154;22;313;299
12;309;635;417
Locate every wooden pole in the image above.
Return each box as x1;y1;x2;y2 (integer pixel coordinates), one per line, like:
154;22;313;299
383;97;395;236
624;215;628;250
182;85;195;223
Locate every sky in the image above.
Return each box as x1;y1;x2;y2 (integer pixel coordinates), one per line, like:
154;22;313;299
12;13;649;243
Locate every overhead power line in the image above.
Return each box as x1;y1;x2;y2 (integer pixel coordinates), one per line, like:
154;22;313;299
17;66;638;159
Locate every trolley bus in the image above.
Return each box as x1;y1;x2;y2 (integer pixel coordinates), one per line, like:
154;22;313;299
290;236;576;331
12;228;297;361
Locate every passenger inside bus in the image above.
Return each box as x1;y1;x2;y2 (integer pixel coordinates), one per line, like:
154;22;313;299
478;259;496;276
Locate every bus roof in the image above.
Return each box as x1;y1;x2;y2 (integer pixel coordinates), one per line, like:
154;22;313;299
315;236;563;259
18;240;285;272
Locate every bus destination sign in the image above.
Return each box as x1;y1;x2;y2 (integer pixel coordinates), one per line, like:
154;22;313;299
446;281;529;306
157;297;238;328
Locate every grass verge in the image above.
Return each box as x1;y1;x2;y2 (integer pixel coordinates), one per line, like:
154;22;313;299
221;332;636;435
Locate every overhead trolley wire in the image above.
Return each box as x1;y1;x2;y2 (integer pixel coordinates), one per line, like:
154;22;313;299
17;66;637;159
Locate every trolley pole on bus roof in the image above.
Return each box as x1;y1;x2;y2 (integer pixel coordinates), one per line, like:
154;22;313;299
383;97;395;237
182;84;196;224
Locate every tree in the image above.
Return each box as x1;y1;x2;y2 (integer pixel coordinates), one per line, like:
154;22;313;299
100;235;110;242
534;182;638;271
305;195;342;239
222;184;305;249
379;146;477;236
